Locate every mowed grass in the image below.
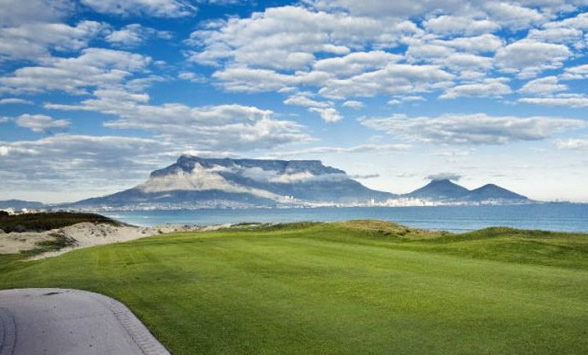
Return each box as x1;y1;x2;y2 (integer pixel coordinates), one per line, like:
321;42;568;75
1;220;588;354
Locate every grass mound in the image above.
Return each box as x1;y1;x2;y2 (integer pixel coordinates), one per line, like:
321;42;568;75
0;212;121;233
332;219;446;238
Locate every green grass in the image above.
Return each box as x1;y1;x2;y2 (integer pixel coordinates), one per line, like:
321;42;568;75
0;212;121;233
1;220;588;354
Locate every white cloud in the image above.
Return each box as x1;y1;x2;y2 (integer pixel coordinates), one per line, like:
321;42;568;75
212;66;331;93
406;41;455;62
105;24;172;47
440;34;504;53
319;64;455;99
0;48;151;94
186;4;431;93
0;134;174;201
544;12;588;31
80;0;196;18
308;107;342;123
518;76;568;95
342;100;363;109
440;53;494;71
360;113;585;145
519;94;588;107
0;21;106;62
284;92;341;122
46;90;314;150
424;15;500;36
0;98;33;105
14;114;69;133
555;138;588;150
484;2;546;28
427;173;461;181
560;64;588;80
440;78;512;99
312;51;401;76
265;143;411;158
284;92;332;108
0;0;73;27
178;72;206;83
494;39;571;78
308;0;470;18
388;96;426;105
526;27;583;44
308;0;572;26
188;6;401;69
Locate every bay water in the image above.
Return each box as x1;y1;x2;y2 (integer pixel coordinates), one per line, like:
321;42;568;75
104;203;588;233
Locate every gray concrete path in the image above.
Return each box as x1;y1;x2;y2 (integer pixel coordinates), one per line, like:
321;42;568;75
0;288;170;355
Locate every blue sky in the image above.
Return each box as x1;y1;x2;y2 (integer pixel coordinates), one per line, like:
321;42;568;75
1;0;587;203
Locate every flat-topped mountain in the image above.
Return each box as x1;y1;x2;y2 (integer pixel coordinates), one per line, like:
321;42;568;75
72;155;397;209
405;179;529;203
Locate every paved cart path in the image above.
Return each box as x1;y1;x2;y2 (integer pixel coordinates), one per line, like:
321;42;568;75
0;288;170;355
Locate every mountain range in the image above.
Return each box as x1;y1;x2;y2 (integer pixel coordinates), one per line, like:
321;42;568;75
403;179;528;202
71;155;396;209
1;156;531;210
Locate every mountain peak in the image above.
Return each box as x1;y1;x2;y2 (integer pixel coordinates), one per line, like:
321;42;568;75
468;184;528;201
407;179;469;200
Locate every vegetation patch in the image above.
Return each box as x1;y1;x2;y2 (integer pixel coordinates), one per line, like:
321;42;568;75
20;232;78;257
0;212;121;233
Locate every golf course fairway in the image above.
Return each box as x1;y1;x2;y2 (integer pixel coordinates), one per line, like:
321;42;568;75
1;220;587;354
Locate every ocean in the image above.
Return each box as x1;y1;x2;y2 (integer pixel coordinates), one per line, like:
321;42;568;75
103;203;588;233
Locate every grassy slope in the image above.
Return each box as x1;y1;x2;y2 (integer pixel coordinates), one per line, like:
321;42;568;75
1;221;588;354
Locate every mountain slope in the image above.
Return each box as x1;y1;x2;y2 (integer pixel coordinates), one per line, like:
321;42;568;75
0;200;45;210
405;179;529;203
466;184;528;201
405;179;470;200
72;155;397;209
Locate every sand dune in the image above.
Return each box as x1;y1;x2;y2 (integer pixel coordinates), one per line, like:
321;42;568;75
0;222;215;259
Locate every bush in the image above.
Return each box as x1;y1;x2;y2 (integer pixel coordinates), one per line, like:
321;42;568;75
0;212;120;233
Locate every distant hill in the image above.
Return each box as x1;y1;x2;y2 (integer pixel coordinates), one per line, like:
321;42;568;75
406;179;470;200
0;200;45;210
405;179;529;203
71;155;397;209
466;184;528;202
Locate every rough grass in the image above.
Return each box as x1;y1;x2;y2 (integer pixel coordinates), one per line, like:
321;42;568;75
0;212;121;233
20;232;78;256
1;220;587;354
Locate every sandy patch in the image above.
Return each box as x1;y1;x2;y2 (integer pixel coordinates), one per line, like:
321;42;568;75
0;229;57;254
0;222;210;260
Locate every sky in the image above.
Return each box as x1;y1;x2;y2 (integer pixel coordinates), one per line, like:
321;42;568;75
0;0;587;203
